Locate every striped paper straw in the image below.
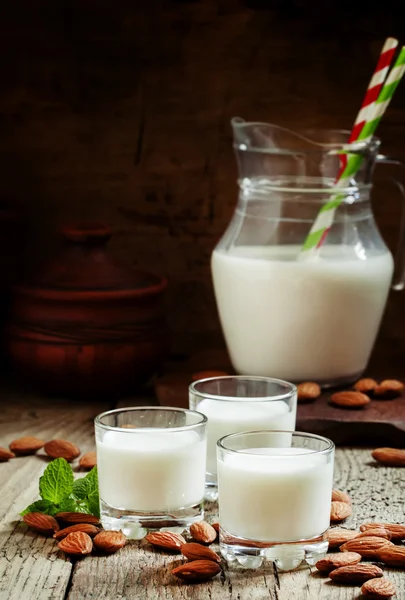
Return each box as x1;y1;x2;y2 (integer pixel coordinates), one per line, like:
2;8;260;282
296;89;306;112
301;45;405;255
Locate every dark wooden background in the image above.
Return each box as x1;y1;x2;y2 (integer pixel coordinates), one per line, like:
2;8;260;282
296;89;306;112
1;0;405;364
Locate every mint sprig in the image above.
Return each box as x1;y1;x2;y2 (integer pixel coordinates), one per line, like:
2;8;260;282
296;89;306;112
21;458;99;518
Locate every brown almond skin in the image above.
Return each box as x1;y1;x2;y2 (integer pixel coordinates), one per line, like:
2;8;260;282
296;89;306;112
360;522;405;541
330;501;352;522
55;512;100;525
354;378;378;395
93;530;127;553
377;545;405;567
181;542;221;563
371;447;405;467
9;436;45;456
211;523;220;534
297;382;321;402
361;577;396;599
355;528;391;541
329;564;383;584
374;379;404;399
79;451;97;470
331;489;351;505
58;531;93;555
190;521;217;544
325;528;359;549
340;536;392;559
315;551;361;573
330;391;370;408
44;439;80;462
172;559;221;582
23;512;60;535
145;531;186;552
0;447;15;461
54;523;100;540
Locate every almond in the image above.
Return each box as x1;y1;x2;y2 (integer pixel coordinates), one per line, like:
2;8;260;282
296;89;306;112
315;551;361;573
354;378;378;395
55;512;100;525
172;559;221;582
53;523;100;540
93;530;127;553
297;382;321;402
355;528;391;541
79;451;97;470
58;531;93;555
0;447;15;461
181;542;221;563
330;390;370;408
191;370;229;382
145;531;186;553
371;447;405;467
190;521;217;544
377;545;405;567
330;501;352;522
331;489;351;505
44;439;80;462
340;536;392;559
329;564;383;584
211;522;220;535
23;512;60;535
9;436;45;455
360;522;405;541
325;528;359;549
374;379;404;399
361;577;396;599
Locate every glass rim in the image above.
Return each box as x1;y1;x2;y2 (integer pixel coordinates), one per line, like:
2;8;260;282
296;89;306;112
189;375;297;403
95;406;207;433
217;430;335;456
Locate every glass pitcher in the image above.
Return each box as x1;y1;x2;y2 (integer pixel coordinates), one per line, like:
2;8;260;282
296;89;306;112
211;119;405;387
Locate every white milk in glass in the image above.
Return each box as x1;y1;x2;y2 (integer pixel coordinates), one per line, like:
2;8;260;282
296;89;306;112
197;399;295;476
218;447;333;542
212;245;393;383
97;430;206;511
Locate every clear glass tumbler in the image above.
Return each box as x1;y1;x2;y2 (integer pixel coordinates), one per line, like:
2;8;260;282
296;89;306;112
217;431;334;571
189;376;297;500
95;407;207;534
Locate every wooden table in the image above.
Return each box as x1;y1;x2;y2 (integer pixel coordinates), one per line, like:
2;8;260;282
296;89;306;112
1;384;405;600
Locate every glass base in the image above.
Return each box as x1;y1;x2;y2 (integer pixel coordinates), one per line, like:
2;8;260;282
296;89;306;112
220;527;328;571
310;370;363;389
204;482;218;502
100;499;204;538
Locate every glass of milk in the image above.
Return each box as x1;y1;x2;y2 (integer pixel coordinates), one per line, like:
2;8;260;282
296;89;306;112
189;376;297;500
212;120;405;386
95;407;207;533
217;430;334;571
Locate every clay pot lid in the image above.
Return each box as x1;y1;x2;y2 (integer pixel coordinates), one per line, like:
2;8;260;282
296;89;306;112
15;223;167;298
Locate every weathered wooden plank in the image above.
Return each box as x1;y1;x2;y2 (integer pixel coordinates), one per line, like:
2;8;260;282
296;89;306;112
0;388;109;600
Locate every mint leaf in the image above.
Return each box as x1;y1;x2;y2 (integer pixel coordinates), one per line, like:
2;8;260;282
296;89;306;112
39;458;74;504
20;499;57;516
57;495;89;513
72;467;99;517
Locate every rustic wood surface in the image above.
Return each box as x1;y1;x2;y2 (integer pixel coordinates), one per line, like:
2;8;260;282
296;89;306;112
1;387;405;599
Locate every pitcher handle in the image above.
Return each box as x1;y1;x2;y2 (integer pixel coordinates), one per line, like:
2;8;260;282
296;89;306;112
376;153;405;291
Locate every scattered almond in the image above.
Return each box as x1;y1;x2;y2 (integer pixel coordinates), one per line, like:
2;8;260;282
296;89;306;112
371;447;405;467
58;531;93;555
355;528;391;541
172;559;221;582
360;522;405;541
23;512;59;535
53;523;100;540
0;447;15;462
331;489;351;505
329;564;383;584
9;436;45;456
354;378;378;395
145;531;186;553
330;391;370;408
93;530;127;553
361;577;396;599
44;439;80;462
181;542;220;563
340;536;392;559
374;379;404;399
377;545;405;567
79;451;97;470
55;512;100;525
297;382;321;402
315;551;361;573
211;522;220;534
330;501;352;522
325;528;359;549
190;521;217;545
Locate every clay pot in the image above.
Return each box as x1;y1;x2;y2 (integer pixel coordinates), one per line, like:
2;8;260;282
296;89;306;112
7;224;168;398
